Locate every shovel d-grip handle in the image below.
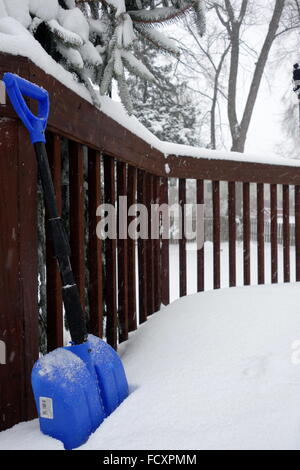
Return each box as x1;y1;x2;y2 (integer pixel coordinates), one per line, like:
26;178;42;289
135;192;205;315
3;73;49;144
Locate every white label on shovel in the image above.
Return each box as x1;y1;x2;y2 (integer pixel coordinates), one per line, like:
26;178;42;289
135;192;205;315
0;81;6;105
40;397;54;419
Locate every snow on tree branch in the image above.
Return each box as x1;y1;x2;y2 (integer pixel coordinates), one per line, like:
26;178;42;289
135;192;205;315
0;0;206;113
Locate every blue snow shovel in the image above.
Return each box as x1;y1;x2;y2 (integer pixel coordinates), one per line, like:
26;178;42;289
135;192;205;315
3;73;129;450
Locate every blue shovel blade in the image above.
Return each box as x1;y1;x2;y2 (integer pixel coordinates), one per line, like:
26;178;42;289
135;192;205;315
32;336;128;450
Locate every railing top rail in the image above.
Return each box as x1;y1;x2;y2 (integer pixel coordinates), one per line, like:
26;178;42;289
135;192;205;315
1;52;300;185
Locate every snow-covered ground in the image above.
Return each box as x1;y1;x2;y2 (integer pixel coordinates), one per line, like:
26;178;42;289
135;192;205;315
1;277;300;449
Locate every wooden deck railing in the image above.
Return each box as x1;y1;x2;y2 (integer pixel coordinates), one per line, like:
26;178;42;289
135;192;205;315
1;53;300;431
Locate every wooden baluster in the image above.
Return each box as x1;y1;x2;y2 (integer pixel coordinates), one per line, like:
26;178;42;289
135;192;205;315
160;177;170;305
283;185;290;283
153;175;161;312
271;184;278;284
69;141;85;308
213;181;221;289
257;183;265;285
127;166;137;331
88;149;103;338
243;182;251;286
197;180;205;292
46;134;63;351
179;178;187;297
295;186;300;281
117;161;128;343
228;181;236;287
146;173;155;315
103;155;118;349
137;169;148;323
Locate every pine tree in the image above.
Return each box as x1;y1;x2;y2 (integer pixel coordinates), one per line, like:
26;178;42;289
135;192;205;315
0;0;206;113
127;40;201;146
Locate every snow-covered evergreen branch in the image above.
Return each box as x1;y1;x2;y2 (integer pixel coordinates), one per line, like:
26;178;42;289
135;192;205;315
0;0;206;112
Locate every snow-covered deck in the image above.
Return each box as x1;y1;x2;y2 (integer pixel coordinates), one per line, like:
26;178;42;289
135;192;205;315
1;282;300;450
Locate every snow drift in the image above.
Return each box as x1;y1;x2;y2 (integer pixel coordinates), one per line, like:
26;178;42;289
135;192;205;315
1;283;300;450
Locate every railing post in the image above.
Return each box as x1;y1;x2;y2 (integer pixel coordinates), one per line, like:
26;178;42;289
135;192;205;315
282;185;290;283
160;177;170;306
69;141;86;308
243;183;251;286
197;180;205;292
153;175;161;312
46;134;63;351
127;166;137;331
257;183;265;285
117;161;129;342
88;149;103;338
0;119;39;430
179;179;187;297
146;174;155;314
213;181;221;289
270;184;278;284
103;155;118;349
137;170;148;323
295;186;300;281
228;181;236;287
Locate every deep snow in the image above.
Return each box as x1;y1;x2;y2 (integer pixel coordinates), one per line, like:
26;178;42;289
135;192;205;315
1;283;300;450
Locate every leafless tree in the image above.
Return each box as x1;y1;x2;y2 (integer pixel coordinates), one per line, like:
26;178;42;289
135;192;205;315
211;0;286;152
171;16;230;149
173;1;287;153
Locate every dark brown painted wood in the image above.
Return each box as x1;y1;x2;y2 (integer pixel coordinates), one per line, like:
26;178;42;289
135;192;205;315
117;161;129;343
213;181;221;289
127;166;137;332
228;182;236;287
257;183;265;285
295;186;300;281
137;170;148;324
197;180;205;292
153;175;161;312
0;120;38;431
282;185;290;283
243;183;251;286
146;174;155;314
2;55;300;185
103;155;118;349
0;54;300;185
160;177;170;306
45;133;63;351
179;179;187;297
69;141;85;308
18;124;39;422
88;149;103;338
270;184;278;284
0;120;23;431
165;154;300;186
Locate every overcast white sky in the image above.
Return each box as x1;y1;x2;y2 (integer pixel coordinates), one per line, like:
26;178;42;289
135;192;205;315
166;3;300;159
246;65;288;156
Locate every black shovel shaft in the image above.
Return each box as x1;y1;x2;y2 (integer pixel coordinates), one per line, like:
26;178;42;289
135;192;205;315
34;142;87;345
